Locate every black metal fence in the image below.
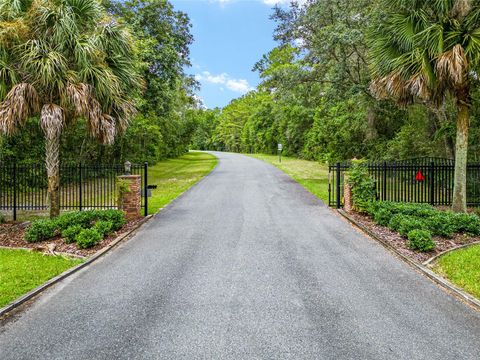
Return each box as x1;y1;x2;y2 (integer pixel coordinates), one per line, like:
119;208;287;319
328;157;480;208
0;163;149;220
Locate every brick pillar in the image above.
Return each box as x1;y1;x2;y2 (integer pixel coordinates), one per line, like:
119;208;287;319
344;180;353;213
117;175;141;220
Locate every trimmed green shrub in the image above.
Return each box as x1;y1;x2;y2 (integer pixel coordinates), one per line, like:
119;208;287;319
94;221;113;236
368;201;480;239
367;201;393;216
96;210;125;230
407;230;435;252
61;225;84;244
373;208;392;226
24;219;57;243
54;210;125;232
0;213;5;224
55;211;98;230
76;228;103;249
424;213;456;237
398;217;428;237
395;204;434;217
452;213;480;236
388;214;408;231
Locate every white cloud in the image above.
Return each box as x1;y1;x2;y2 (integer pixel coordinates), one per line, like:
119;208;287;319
262;0;289;5
209;0;305;6
195;71;254;94
226;79;252;93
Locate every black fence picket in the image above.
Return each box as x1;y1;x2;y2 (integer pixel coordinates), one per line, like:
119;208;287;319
328;157;480;208
0;163;148;220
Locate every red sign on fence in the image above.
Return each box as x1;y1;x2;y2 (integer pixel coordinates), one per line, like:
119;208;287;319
415;170;425;182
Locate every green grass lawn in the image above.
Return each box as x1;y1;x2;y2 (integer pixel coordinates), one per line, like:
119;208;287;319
0;248;83;308
147;151;218;214
249;154;329;203
433;245;480;300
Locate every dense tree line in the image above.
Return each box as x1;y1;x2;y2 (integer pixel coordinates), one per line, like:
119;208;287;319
0;0;197;166
191;0;480;166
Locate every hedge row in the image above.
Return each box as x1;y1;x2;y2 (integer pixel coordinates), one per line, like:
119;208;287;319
366;202;480;252
24;210;126;249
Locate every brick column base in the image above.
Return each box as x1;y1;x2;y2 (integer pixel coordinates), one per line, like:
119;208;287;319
117;175;141;220
344;181;353;213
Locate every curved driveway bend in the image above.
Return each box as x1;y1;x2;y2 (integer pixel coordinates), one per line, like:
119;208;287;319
1;152;480;359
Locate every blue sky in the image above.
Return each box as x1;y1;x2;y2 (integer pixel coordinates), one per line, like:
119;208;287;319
170;0;288;108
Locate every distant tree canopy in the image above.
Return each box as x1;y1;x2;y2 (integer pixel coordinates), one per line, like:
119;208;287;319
190;0;480;166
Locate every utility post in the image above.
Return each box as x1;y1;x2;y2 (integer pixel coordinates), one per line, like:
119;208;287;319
278;143;283;163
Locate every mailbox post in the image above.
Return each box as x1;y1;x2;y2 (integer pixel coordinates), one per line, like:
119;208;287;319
278;143;283;163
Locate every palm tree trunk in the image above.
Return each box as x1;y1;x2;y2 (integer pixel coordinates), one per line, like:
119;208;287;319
452;92;470;213
46;133;61;218
41;104;64;218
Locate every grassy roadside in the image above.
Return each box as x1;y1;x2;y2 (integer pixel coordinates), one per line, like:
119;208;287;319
433;245;480;300
249;154;329;203
0;249;83;308
147;151;218;214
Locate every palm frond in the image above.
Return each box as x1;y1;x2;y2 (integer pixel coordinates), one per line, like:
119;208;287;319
0;83;39;135
436;44;468;86
98;114;115;144
452;0;472;20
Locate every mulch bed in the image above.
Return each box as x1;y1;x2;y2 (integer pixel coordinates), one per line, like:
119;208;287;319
346;212;480;263
0;218;144;258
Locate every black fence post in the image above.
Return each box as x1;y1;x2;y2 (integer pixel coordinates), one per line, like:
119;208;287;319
382;161;387;201
144;162;148;217
13;163;17;221
336;162;341;209
429;161;435;206
79;164;83;211
328;165;331;207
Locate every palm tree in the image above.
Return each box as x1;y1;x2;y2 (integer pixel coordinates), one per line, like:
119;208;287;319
0;0;140;217
369;0;480;212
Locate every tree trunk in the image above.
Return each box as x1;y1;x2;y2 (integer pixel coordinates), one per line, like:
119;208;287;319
452;91;470;213
46;133;61;218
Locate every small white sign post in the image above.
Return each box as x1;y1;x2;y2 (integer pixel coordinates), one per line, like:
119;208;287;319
278;143;283;163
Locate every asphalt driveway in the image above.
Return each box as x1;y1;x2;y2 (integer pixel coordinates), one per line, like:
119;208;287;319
1;152;479;359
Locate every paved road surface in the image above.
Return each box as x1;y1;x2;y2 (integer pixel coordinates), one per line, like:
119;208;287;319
1;152;480;359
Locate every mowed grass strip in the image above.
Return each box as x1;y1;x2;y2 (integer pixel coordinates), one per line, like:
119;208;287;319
148;151;218;214
249;154;329;203
0;248;83;308
433;245;480;300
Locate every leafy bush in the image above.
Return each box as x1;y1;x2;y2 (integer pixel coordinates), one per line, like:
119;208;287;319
393;203;434;217
347;162;376;213
452;213;480;236
368;201;480;243
55;211;98;230
24;219;57;243
76;228;103;249
398;217;428;237
407;230;435;252
424;212;456;237
367;202;435;218
373;208;392;226
96;210;125;230
61;225;84;244
94;221;113;236
388;214;408;231
0;213;5;224
24;210;126;247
